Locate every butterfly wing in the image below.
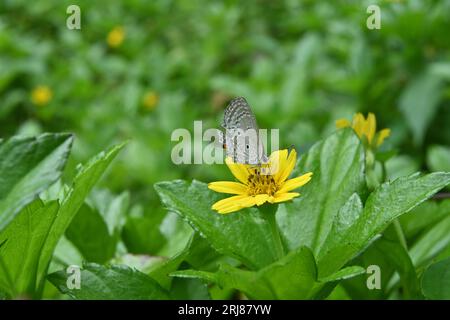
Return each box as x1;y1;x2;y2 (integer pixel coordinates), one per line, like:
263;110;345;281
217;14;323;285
222;97;267;165
222;97;258;131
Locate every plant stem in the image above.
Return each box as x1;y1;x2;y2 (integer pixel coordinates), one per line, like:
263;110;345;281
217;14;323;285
380;161;407;250
393;219;408;250
381;161;387;183
261;204;285;259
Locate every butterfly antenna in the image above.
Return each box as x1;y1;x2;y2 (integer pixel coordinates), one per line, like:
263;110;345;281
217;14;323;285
288;144;297;153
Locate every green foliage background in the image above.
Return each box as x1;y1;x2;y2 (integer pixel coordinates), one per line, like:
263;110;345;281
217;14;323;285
0;0;450;300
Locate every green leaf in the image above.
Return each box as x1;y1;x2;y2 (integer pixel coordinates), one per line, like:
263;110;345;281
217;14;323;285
170;277;210;300
386;155;420;181
112;254;165;275
88;189;129;234
172;269;218;283
376;239;419;299
147;234;193;290
320;193;364;250
341;241;392;300
399;72;444;145
172;246;319;299
184;233;226;271
51;236;83;269
0;199;59;297
280;34;319;113
433;242;450;263
36;142;126;293
158;212;194;257
375;150;397;163
319;266;365;283
410;215;450;268
65;203;117;263
154;180;281;270
318;172;450;277
427;145;450;172
277;128;366;255
0;142;126;298
340;235;420;300
399;199;450;239
48;263;169;300
122;215;166;254
0;133;73;232
257;246;318;299
421;257;450;300
326;285;351;300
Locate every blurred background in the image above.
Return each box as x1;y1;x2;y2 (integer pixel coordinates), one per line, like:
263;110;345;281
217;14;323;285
1;0;450;230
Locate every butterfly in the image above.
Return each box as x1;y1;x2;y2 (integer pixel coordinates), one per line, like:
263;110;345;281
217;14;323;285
219;97;268;165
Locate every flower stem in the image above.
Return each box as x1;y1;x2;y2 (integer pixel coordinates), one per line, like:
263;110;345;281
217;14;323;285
380;161;407;250
393;219;408;250
381;161;387;182
260;204;285;260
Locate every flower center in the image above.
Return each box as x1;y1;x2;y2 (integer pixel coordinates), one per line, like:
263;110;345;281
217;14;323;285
246;168;278;196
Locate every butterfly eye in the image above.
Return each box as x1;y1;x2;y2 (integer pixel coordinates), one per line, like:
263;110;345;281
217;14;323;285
246;145;249;149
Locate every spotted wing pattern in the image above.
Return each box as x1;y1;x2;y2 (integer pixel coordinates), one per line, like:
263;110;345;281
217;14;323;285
221;97;267;165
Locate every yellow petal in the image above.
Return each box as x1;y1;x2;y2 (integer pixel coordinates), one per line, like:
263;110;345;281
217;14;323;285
217;195;259;214
253;194;270;206
225;157;250;184
211;195;249;213
376;128;391;147
212;195;247;210
268;149;288;177
216;205;244;214
269;149;295;183
335;118;351;129
208;181;247;194
277;172;313;193
212;194;272;213
272;192;300;203
352;113;365;138
366;113;376;144
276;149;297;183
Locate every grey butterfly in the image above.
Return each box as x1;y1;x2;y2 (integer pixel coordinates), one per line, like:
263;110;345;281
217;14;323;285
219;97;268;165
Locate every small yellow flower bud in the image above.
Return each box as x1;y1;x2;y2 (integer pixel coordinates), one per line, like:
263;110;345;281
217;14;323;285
336;112;390;149
142;91;159;111
31;86;52;106
107;26;125;48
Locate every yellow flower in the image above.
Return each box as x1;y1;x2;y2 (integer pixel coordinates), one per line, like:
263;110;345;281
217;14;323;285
107;26;125;48
208;149;313;214
142;91;159;111
31;85;52;106
336;112;390;147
